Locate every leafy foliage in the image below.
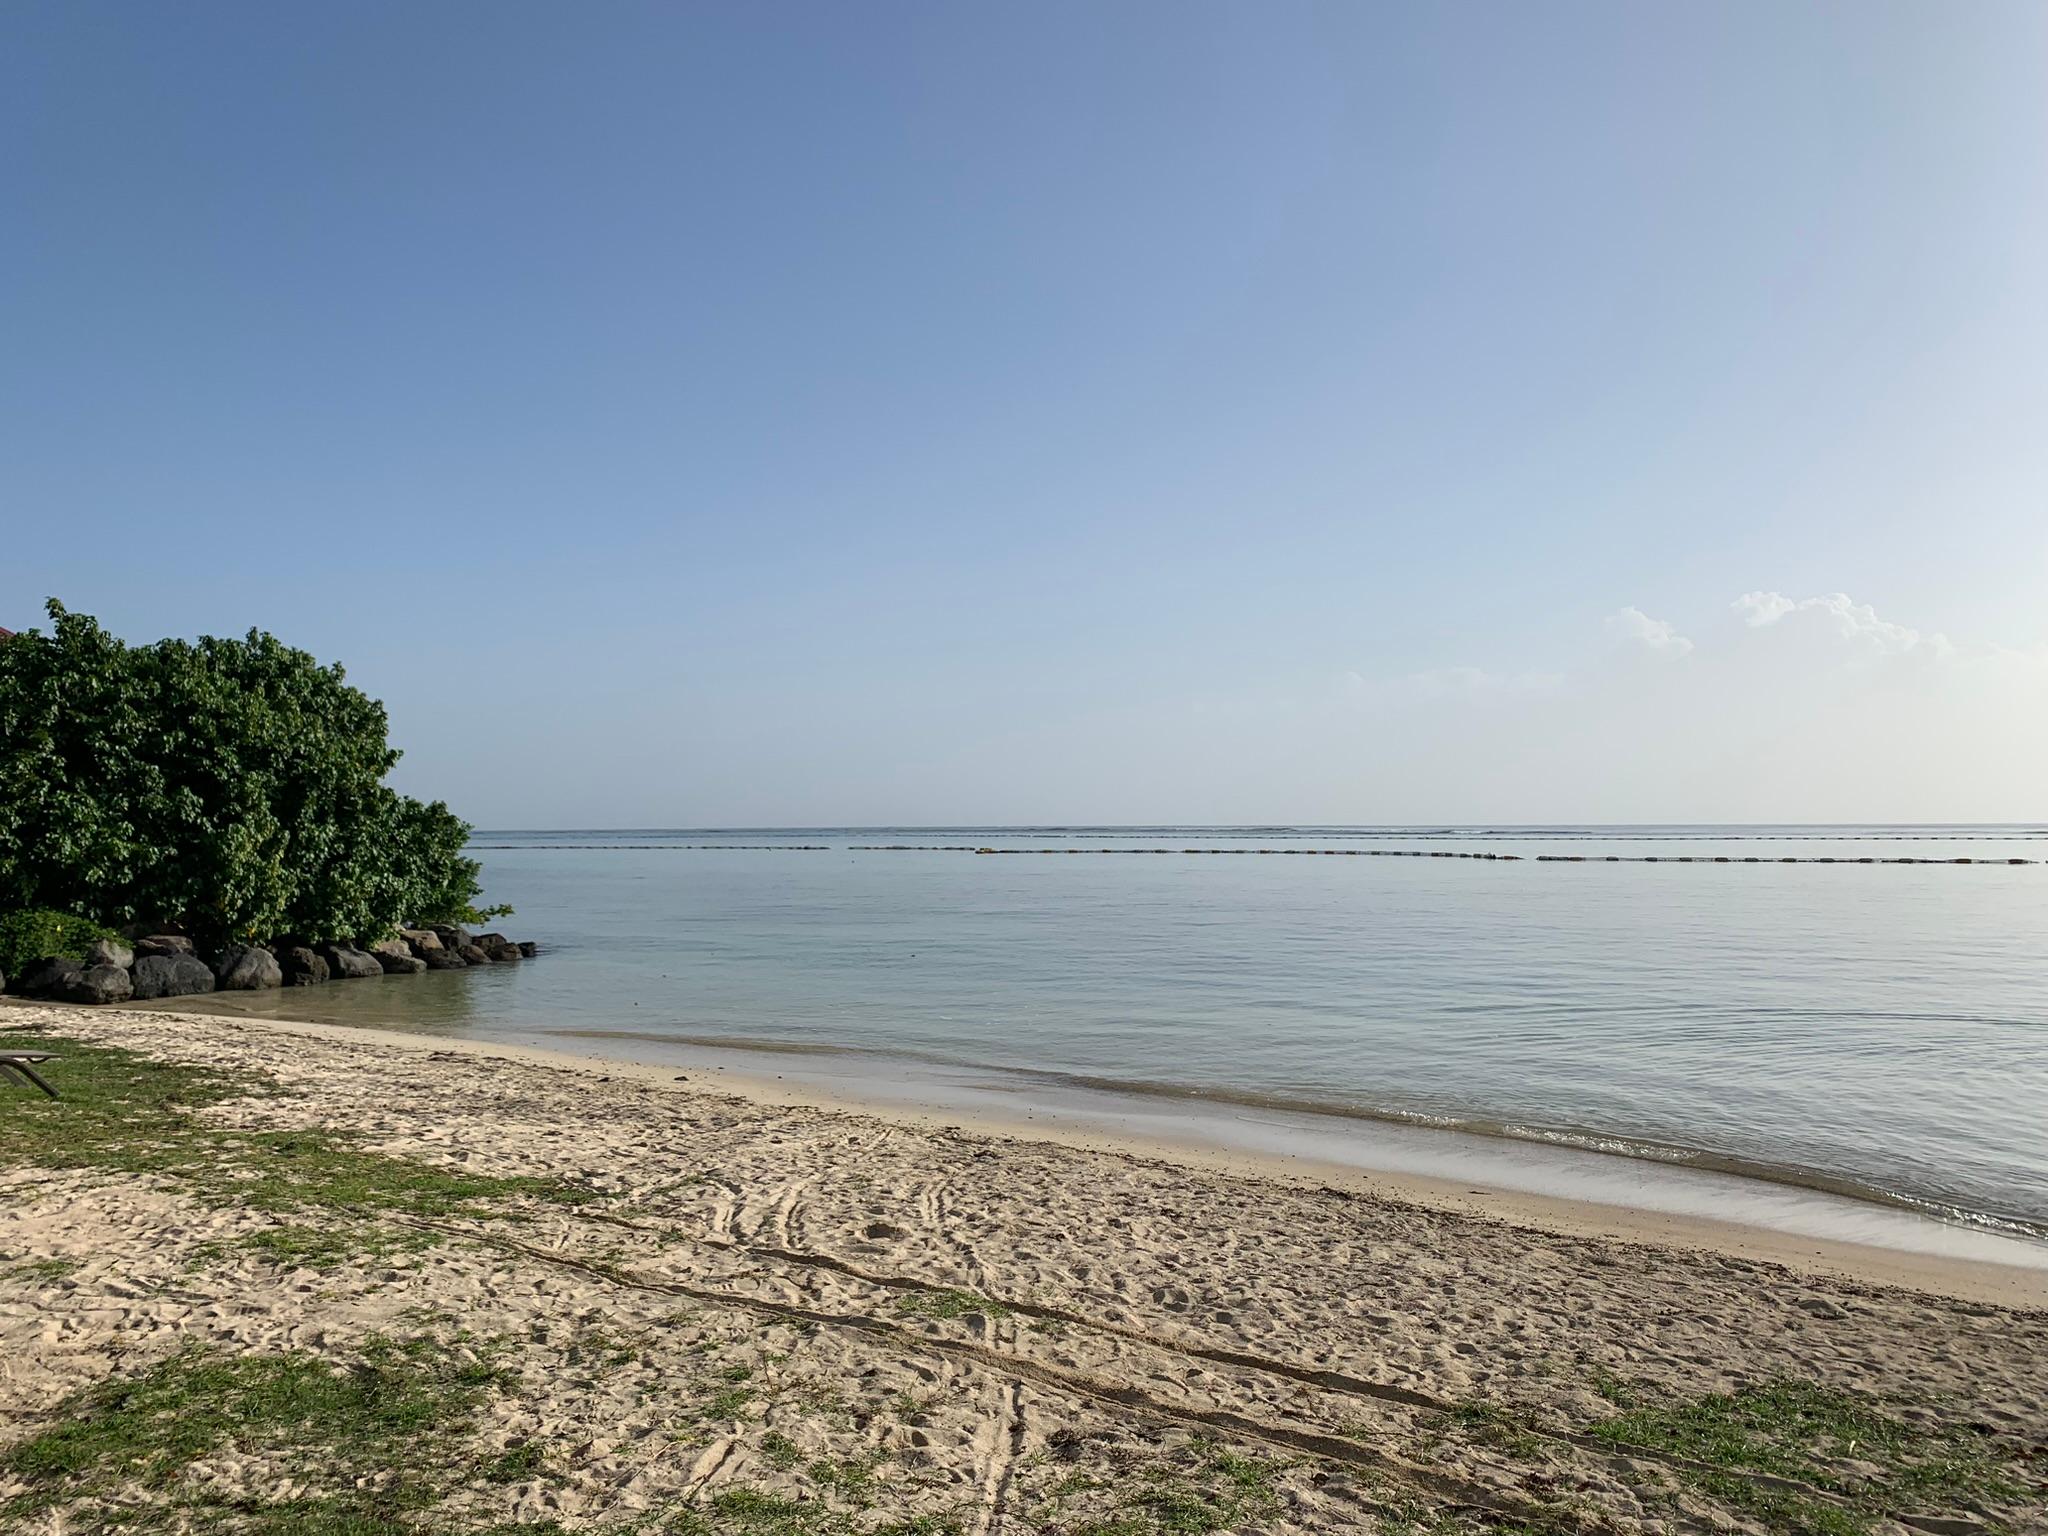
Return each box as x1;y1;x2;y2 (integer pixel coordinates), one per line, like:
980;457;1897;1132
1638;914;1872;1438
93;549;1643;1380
0;907;117;975
0;601;502;946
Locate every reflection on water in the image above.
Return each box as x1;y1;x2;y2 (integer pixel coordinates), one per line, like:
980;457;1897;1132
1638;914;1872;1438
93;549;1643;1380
160;969;502;1031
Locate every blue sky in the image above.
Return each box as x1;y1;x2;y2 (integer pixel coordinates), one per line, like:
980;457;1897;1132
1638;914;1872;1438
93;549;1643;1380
5;2;2045;824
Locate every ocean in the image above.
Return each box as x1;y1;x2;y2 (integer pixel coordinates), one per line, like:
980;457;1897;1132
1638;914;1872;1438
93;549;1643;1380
167;825;2048;1261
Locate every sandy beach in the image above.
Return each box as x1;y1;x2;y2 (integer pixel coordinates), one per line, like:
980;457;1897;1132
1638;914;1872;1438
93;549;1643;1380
3;1002;2045;1535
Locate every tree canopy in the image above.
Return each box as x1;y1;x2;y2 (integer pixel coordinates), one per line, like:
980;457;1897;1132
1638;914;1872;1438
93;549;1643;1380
0;601;501;947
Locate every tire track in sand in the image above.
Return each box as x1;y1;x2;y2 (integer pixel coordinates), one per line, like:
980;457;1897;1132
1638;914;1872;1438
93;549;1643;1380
971;1378;1027;1536
409;1216;1995;1536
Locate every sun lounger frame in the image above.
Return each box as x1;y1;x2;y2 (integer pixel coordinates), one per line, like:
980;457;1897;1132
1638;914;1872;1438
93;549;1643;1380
0;1052;59;1099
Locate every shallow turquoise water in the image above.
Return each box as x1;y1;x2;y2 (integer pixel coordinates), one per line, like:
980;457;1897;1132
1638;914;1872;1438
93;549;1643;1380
173;825;2048;1239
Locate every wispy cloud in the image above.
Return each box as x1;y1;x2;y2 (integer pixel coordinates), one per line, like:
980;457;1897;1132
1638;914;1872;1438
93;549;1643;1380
1606;606;1693;655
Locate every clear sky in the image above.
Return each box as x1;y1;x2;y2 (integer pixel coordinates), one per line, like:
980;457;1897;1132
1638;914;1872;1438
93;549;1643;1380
4;2;2044;826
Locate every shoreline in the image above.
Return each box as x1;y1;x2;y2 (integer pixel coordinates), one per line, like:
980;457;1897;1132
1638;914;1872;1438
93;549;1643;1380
101;984;2048;1263
25;998;2046;1306
538;1023;2048;1249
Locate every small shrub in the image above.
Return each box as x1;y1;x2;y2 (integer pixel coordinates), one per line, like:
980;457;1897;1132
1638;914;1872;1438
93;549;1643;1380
0;909;117;975
0;601;506;947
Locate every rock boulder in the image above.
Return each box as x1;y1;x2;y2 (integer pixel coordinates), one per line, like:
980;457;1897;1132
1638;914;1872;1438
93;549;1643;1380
15;958;80;998
131;953;216;1000
85;938;135;969
134;935;197;959
456;943;491;965
214;945;284;990
321;944;383;980
59;964;133;1004
420;946;468;970
399;927;443;953
276;946;329;985
368;940;427;975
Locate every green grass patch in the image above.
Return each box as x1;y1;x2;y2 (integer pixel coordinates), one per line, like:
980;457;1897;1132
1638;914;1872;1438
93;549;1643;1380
806;1452;884;1501
1444;1401;1547;1460
1;1330;519;1533
233;1221;442;1272
0;1032;601;1222
1;1254;80;1286
661;1488;964;1536
699;1384;757;1421
1590;1377;2033;1536
1584;1366;1636;1408
888;1388;939;1422
1369;1500;1606;1536
1027;1437;1289;1536
481;1439;550;1484
892;1287;1012;1323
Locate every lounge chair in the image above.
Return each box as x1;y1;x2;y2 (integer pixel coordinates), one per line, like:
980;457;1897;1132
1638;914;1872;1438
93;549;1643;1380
0;1052;58;1099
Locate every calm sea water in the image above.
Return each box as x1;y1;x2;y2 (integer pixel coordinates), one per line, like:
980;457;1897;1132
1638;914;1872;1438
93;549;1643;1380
167;826;2048;1245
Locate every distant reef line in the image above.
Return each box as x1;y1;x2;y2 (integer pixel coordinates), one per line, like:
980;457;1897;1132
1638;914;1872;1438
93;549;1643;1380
468;842;2038;865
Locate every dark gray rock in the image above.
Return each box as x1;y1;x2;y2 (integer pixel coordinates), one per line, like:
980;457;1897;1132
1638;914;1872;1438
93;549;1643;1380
430;925;475;951
516;941;538;958
276;945;329;985
420;946;468;970
399;927;443;953
368;937;427;974
58;964;133;1004
131;953;216;1000
321;943;383;980
85;938;135;969
456;943;491;965
16;958;82;998
135;934;197;959
214;945;284;990
483;940;521;962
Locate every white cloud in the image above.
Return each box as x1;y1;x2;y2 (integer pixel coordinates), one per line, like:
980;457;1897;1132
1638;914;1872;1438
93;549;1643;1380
1732;590;1795;627
1731;591;1951;656
1606;606;1693;655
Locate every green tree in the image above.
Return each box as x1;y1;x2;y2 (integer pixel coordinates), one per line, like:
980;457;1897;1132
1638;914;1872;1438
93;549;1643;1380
0;601;505;947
